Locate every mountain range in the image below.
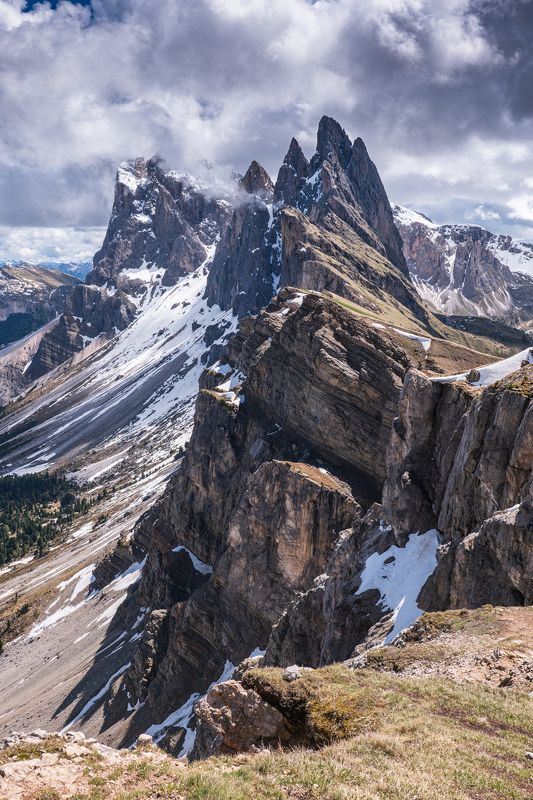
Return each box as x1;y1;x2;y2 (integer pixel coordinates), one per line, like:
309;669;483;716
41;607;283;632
0;117;531;797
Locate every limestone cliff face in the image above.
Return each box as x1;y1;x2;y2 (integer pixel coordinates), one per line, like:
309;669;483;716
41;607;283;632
264;504;396;668
0;264;81;404
108;291;419;746
383;368;532;537
64;285;136;333
450;501;533;607
382;365;533;609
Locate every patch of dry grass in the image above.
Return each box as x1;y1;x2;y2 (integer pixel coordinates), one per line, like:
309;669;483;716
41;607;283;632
0;735;66;765
19;663;533;800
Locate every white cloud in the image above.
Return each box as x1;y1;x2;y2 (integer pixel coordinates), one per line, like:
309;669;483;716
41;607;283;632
0;225;105;263
469;205;501;222
507;195;533;223
0;0;530;249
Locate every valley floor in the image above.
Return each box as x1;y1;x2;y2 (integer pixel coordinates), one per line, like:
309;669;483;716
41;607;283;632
0;454;176;741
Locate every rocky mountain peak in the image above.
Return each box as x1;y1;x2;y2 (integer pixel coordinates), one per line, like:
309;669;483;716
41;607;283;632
345;136;407;272
273;137;309;206
315;115;352;167
207;116;418;317
88;157;230;289
239;160;274;198
286;137;308;168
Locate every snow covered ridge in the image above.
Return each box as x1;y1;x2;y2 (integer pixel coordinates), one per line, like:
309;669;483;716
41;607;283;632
392;203;533;319
392;204;438;230
393;203;533;278
433;346;533;387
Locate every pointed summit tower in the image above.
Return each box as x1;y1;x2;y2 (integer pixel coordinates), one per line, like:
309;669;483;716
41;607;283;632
274;138;309;206
239;160;274;199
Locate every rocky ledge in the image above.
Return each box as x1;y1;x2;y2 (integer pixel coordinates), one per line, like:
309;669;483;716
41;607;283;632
0;729;175;800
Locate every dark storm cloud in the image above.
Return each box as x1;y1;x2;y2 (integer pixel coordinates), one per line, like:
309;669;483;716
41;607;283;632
1;0;533;259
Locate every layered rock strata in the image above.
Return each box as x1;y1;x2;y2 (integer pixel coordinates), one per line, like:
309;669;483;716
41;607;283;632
107;290;421;745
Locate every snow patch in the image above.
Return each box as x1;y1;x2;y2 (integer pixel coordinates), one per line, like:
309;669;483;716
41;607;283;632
392;327;432;352
143;660;235;752
172;546;213;575
433;346;533;386
355;529;439;644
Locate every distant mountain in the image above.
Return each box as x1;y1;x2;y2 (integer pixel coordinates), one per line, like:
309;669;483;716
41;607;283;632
0;261;79;342
1;259;92;280
38;260;92;279
393;204;533;322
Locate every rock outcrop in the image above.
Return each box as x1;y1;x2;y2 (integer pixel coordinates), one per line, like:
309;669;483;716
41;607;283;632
383;367;533;538
192;679;291;759
25;314;86;380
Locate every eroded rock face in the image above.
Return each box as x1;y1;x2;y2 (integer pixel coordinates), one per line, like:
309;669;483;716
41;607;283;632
265;504;396;668
109;292;417;744
119;457;357;744
65;285;136;333
450;500;533;607
383;368;533;539
191;680;291;759
25;286;136;382
90;157;230;288
26;314;85;380
383;365;533;609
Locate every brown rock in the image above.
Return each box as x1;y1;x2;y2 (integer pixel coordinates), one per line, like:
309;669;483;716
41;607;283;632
191;680;290;759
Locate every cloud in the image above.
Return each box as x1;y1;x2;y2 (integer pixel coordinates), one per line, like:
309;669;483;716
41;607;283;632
507;194;533;223
468;205;501;222
0;0;531;245
0;224;105;262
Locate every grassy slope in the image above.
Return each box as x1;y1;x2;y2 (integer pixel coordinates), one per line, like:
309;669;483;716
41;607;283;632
1;263;80;289
285;208;519;360
14;659;531;800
